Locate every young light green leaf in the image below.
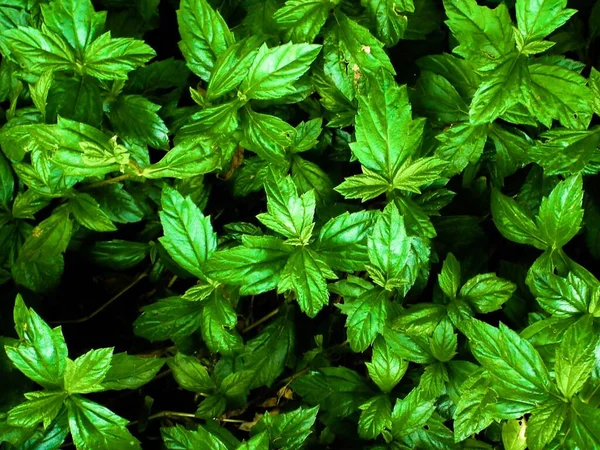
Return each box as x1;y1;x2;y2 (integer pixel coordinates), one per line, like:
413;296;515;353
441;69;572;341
391;157;447;194
502;419;527;450
143;139;222;179
257;170;315;245
555;315;597;399
64;348;114;394
438;253;461;299
240;109;294;167
536;174;583;249
7;390;67;429
251;406;319;450
162;424;228;450
335;167;390;201
29;70;53;119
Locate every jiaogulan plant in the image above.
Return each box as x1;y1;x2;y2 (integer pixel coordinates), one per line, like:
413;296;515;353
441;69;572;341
1;0;600;448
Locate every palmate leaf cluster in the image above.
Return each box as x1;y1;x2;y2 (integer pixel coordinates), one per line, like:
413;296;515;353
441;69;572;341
1;0;600;448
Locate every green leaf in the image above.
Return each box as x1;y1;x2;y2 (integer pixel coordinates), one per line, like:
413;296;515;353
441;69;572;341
365;337;408;392
459;273;516;313
358;394;392;440
7;390;67;429
324;12;395;98
101;353;164;391
528;271;589;317
167;353;216;393
555;315;597;399
251;406;319;450
443;0;514;66
90;184;144;224
159;185;216;278
162;424;228;450
257;170;315;245
240;109;294;166
241;42;321;100
91;240;149;270
535;174;583;249
47;75;103;126
206;37;260;101
390;388;436;438
273;0;334;43
29;70;53;119
317;210;377;272
529;128;600;176
438;253;461;300
143;139;221;179
491;189;547;250
67;396;140;450
362;0;414;46
434;122;488;176
241;311;295;389
350;71;419;180
200;290;243;356
5;297;68;388
133;296;204;342
338;287;389;352
469;53;528;125
205;236;292;295
367;203;411;290
70;193;117;232
335;167;390;201
64;347;113;394
290;156;334;205
0;27;76;73
41;0;106;53
453;372;497;441
237;432;269;450
391;157;447;194
461;319;552;405
0;151;13;211
278;247;336;318
106;95;169;149
82;32;156;80
526;60;592;129
568;396;600;448
177;0;234;80
515;0;576;43
528;397;568;450
413;71;469;124
502;419;527;450
429;319;457;362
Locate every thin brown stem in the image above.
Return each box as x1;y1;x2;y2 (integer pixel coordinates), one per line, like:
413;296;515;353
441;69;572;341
242;307;279;333
50;271;148;325
79;173;135;191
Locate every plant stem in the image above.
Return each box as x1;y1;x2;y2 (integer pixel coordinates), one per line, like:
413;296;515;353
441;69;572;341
242;307;279;333
50;271;148;324
80;173;135;191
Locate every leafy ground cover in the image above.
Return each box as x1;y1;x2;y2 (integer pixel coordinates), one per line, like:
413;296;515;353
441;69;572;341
1;0;600;448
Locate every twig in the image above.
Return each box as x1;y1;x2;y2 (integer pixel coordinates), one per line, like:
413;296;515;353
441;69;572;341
50;271;148;324
79;173;135;191
242;308;279;333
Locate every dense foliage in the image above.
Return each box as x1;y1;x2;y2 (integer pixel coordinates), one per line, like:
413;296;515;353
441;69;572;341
1;0;600;448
